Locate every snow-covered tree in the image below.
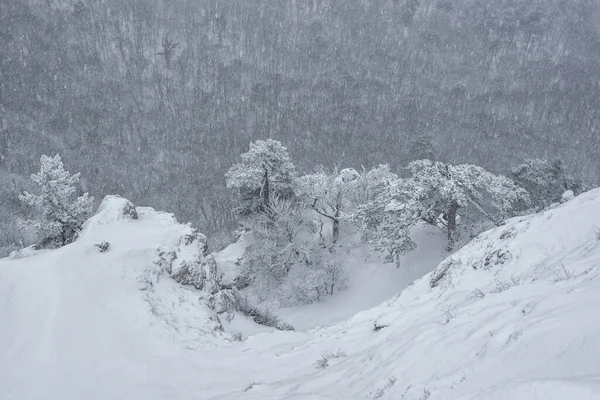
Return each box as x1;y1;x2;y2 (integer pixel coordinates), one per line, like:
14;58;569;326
354;177;426;266
297;166;360;244
350;164;399;206
408;134;436;162
511;159;587;210
226;139;297;217
238;197;309;291
356;160;528;263
407;160;529;249
18;154;94;247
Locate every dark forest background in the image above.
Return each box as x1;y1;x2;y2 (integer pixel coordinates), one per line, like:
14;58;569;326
2;0;599;248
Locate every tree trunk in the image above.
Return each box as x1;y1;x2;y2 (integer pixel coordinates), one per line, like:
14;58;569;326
261;166;270;211
332;191;342;244
446;200;459;251
332;207;340;244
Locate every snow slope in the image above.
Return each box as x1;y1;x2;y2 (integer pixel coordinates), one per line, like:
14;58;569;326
277;224;447;331
2;191;600;399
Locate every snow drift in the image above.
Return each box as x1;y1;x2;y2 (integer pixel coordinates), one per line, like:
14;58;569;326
2;191;600;399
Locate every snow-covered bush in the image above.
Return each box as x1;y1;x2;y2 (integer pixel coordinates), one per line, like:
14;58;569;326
511;159;587;210
314;349;347;369
94;242;110;253
285;260;348;304
18;154;94;248
235;295;294;330
226;139;297;217
236;194;349;305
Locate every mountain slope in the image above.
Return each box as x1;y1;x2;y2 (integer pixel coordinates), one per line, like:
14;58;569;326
2;191;600;399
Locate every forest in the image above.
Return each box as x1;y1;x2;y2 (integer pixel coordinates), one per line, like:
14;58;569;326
2;0;599;254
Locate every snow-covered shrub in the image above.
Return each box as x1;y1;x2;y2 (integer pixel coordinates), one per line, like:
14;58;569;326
489;277;520;294
369;377;397;399
179;228;208;257
314;349;347;369
341;164;399;210
226;139;297;217
285;260;348;304
511;159;587;211
94;242;110;253
230;332;243;342
18;154;94;248
233;294;294;331
553;261;574;282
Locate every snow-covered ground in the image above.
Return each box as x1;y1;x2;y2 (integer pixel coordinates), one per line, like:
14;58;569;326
277;225;447;331
2;191;600;399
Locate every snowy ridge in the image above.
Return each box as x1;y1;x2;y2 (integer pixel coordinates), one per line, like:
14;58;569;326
2;192;600;399
0;197;224;398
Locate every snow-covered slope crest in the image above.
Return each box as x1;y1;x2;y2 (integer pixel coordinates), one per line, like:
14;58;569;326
395;187;600;305
0;196;226;398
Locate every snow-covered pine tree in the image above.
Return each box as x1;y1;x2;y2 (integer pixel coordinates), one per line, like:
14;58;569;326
354;177;426;266
511;159;587;210
18;154;94;248
408;134;436;162
226;139;297;217
356;160;529;263
348;164;399;208
407;160;529;249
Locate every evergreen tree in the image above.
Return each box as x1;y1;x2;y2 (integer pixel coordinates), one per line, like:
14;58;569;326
18;154;94;247
406;160;529;249
226;139;297;217
354;177;426;266
408;135;436;162
356;160;529;263
511;159;587;210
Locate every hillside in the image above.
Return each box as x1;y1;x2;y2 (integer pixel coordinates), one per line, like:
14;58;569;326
2;191;600;399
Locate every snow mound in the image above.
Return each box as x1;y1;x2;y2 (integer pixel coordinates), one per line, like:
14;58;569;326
0;196;226;398
91;195;139;224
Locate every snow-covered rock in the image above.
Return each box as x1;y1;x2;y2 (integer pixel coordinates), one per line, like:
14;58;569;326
94;195;138;223
561;189;575;202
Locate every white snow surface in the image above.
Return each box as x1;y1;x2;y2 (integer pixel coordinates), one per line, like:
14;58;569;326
2;191;600;399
